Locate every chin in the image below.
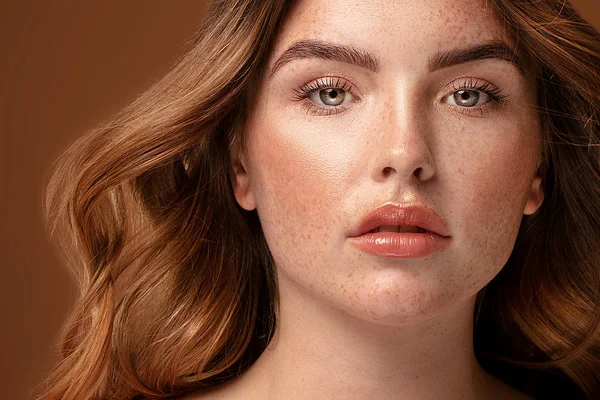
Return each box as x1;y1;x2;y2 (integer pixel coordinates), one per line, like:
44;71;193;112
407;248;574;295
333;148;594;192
333;286;462;327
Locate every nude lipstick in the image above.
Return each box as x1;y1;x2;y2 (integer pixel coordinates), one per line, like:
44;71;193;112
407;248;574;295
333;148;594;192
347;202;451;258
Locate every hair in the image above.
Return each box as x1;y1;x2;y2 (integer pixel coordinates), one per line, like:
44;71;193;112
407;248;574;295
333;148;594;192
34;0;600;399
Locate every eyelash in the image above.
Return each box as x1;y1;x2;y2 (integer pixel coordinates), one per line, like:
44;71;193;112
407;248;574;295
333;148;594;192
450;77;509;116
290;76;509;117
291;77;355;116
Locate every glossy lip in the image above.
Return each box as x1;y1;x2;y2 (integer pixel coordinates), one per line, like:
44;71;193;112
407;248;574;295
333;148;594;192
347;231;451;258
348;202;451;238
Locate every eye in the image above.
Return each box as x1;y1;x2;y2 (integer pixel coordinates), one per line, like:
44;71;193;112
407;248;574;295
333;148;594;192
311;87;349;107
447;90;488;107
291;76;359;116
442;78;508;116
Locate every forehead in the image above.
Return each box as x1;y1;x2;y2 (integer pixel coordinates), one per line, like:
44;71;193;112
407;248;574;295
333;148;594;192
270;0;513;68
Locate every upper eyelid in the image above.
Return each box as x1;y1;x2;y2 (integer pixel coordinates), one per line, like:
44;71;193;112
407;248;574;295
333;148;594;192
296;76;359;96
297;75;500;94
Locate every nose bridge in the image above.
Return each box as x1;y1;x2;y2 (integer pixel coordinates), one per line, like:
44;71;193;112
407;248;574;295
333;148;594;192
369;84;435;182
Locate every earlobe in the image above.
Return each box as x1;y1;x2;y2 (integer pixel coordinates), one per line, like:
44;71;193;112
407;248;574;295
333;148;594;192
523;175;544;216
229;152;257;211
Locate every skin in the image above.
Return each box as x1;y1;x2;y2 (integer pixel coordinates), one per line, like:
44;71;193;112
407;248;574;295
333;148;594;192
186;0;544;398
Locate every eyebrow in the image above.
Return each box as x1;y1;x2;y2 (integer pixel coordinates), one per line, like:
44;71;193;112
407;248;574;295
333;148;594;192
268;39;524;78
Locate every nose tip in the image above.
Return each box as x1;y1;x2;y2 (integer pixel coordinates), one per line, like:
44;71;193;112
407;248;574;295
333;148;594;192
378;150;435;183
383;165;427;179
368;102;437;184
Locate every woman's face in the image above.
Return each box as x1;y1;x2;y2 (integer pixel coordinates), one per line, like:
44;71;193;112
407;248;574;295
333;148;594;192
231;0;544;324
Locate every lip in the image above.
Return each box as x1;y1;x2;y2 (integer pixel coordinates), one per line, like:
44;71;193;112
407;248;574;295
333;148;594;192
347;232;451;258
348;202;450;238
347;202;451;258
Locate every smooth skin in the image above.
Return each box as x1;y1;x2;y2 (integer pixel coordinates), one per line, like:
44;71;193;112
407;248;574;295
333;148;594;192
185;0;543;398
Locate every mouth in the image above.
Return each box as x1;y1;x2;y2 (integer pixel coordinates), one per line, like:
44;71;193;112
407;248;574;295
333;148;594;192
349;202;450;238
348;226;450;258
367;225;428;234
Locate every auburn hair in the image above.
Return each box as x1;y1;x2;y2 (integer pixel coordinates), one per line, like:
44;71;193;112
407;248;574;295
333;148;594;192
35;0;599;399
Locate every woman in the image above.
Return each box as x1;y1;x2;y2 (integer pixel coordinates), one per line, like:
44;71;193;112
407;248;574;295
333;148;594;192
36;0;600;399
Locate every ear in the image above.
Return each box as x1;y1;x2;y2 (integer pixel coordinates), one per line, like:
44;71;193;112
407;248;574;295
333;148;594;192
523;175;544;216
229;144;257;211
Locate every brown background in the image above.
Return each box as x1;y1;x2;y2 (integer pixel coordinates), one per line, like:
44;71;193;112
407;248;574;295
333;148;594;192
1;1;598;400
1;2;209;399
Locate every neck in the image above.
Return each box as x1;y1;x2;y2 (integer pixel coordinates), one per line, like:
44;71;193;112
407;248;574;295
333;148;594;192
228;273;499;400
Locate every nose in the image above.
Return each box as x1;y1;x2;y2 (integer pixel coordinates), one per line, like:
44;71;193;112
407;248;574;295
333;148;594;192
368;96;436;184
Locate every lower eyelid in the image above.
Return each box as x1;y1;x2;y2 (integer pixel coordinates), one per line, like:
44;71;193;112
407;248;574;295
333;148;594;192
446;100;499;117
453;106;486;117
301;100;349;116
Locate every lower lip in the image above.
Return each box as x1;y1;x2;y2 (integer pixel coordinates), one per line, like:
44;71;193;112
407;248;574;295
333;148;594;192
347;232;451;258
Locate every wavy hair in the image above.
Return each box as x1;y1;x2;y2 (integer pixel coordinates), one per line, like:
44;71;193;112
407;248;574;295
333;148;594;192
35;0;600;399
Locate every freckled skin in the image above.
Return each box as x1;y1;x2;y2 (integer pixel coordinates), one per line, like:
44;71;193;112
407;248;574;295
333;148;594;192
223;0;543;399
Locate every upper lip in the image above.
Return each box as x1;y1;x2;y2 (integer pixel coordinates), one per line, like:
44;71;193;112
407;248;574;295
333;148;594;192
348;202;450;238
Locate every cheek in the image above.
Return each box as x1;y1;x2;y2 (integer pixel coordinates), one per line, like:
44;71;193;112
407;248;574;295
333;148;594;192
246;116;350;272
447;125;540;291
